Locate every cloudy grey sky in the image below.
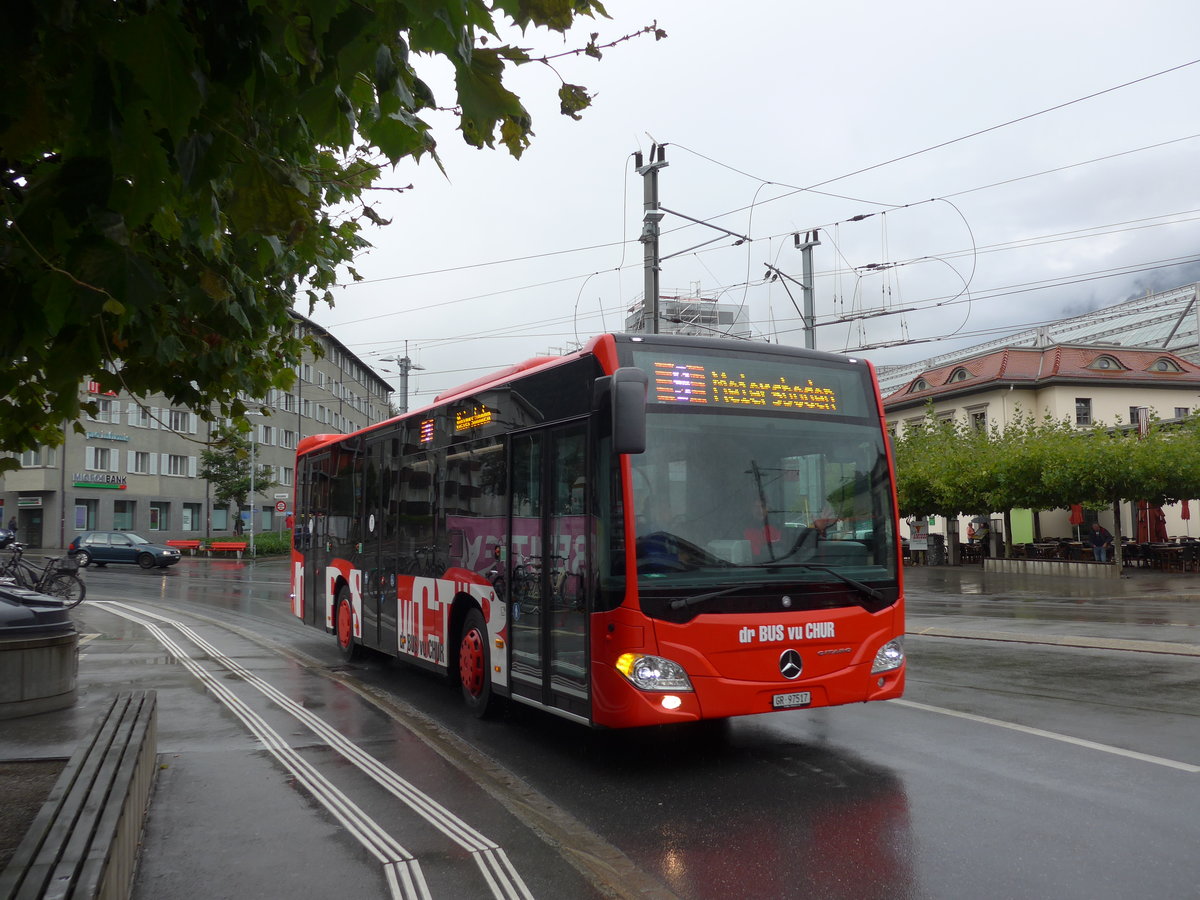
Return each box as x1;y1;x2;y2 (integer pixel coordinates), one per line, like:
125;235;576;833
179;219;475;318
308;0;1200;407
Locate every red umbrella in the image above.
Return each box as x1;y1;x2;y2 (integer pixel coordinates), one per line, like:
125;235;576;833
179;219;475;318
1182;500;1191;520
1069;505;1084;525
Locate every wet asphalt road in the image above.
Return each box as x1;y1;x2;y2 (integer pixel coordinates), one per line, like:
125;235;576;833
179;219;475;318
69;557;1200;899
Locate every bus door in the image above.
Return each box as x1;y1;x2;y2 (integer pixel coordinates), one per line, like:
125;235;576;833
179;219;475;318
361;436;387;650
508;422;590;720
298;450;332;628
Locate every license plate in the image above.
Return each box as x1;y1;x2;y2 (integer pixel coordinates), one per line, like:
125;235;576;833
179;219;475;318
772;691;812;709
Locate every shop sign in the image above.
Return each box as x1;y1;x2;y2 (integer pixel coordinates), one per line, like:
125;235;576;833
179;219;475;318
72;472;128;490
18;496;43;508
85;430;130;442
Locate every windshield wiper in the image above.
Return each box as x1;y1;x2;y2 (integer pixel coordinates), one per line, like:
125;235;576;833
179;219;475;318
668;564;884;611
669;581;782;610
746;562;885;603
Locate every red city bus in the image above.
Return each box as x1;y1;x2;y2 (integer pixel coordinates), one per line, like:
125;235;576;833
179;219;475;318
289;333;904;728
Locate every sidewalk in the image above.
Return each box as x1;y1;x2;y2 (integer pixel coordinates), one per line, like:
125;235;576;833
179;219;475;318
902;562;1200;656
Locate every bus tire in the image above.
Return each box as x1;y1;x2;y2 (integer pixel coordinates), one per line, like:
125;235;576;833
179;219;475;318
458;607;495;718
335;586;360;662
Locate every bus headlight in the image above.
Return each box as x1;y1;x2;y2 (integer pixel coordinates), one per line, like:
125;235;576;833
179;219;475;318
871;637;905;673
615;653;694;692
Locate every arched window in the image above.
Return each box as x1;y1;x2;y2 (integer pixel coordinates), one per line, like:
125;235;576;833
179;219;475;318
948;367;970;383
1089;355;1124;371
1148;357;1183;373
909;378;930;393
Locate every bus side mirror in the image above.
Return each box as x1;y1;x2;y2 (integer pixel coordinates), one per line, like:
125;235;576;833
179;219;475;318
595;367;647;454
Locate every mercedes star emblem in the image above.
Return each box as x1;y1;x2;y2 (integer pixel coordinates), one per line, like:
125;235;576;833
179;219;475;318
779;649;803;680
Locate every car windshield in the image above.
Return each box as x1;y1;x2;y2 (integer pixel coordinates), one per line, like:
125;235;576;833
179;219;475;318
624;406;897;598
128;533;151;544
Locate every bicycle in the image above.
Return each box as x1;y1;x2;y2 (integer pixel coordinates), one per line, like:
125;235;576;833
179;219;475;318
0;543;87;607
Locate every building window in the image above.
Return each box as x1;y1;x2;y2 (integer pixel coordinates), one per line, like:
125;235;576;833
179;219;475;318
1090;355;1123;371
75;500;99;531
114;500;136;531
212;507;229;531
132;452;151;475
1175;407;1190;419
88;399;113;423
168;409;190;432
281;430;296;450
88;447;113;471
182;503;202;532
20;446;56;467
1150;358;1183;373
909;379;930;393
971;410;988;432
149;502;169;531
948;368;970;383
1075;398;1092;426
166;454;189;476
130;405;152;428
281;466;294;486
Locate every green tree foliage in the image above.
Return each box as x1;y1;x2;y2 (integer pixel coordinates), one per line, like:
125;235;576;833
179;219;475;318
894;405;1200;555
0;1;663;468
199;424;277;517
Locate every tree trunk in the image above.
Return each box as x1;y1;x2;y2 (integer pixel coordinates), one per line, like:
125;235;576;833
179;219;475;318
1111;499;1124;567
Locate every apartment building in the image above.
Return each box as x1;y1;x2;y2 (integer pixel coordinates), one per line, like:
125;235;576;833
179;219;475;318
0;312;392;548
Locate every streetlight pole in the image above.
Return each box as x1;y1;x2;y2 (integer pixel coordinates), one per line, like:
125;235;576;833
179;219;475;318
246;411;263;559
249;424;256;558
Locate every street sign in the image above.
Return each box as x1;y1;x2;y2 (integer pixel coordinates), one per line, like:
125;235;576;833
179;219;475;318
275;501;287;512
273;493;289;500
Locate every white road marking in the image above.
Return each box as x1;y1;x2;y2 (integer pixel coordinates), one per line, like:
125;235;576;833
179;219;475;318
101;601;533;900
894;699;1200;773
100;604;428;899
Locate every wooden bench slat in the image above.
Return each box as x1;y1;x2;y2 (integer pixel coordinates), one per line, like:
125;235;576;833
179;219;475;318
0;691;158;900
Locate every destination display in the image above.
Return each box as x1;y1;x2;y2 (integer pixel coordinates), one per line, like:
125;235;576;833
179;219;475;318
635;351;868;416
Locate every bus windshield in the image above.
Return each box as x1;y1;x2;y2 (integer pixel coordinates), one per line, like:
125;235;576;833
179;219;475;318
625;404;897;609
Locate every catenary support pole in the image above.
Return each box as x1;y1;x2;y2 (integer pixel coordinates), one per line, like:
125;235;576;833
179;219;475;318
636;145;668;334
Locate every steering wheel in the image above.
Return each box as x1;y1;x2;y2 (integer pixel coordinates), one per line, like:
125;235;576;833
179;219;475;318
636;532;690;573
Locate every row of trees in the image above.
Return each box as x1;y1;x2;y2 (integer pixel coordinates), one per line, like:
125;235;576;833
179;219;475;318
891;409;1200;564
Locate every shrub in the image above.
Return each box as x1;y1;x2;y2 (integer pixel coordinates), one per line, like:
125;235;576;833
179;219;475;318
248;531;292;557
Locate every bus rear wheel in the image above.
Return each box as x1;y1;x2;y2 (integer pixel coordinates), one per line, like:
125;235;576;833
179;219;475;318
458;608;495;718
335;587;359;662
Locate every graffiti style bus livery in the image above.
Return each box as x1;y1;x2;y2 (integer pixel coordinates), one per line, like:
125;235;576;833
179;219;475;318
290;333;905;728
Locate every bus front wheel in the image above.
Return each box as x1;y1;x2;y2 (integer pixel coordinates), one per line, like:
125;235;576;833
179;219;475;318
335;587;359;663
458;608;495;718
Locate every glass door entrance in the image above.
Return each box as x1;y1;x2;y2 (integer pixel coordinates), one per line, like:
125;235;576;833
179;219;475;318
508;423;590;719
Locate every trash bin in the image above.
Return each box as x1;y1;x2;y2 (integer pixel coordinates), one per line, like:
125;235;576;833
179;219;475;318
927;533;946;566
0;585;79;719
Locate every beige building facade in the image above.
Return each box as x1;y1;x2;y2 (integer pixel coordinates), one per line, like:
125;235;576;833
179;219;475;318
883;343;1200;543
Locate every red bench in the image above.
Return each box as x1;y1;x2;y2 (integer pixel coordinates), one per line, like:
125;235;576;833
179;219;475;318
165;539;202;554
207;541;248;558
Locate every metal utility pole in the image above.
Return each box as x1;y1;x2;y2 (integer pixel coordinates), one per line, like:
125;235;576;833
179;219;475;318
635;144;668;334
794;229;821;349
381;343;424;413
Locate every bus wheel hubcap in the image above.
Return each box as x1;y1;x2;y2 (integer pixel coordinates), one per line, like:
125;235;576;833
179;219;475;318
460;630;483;696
